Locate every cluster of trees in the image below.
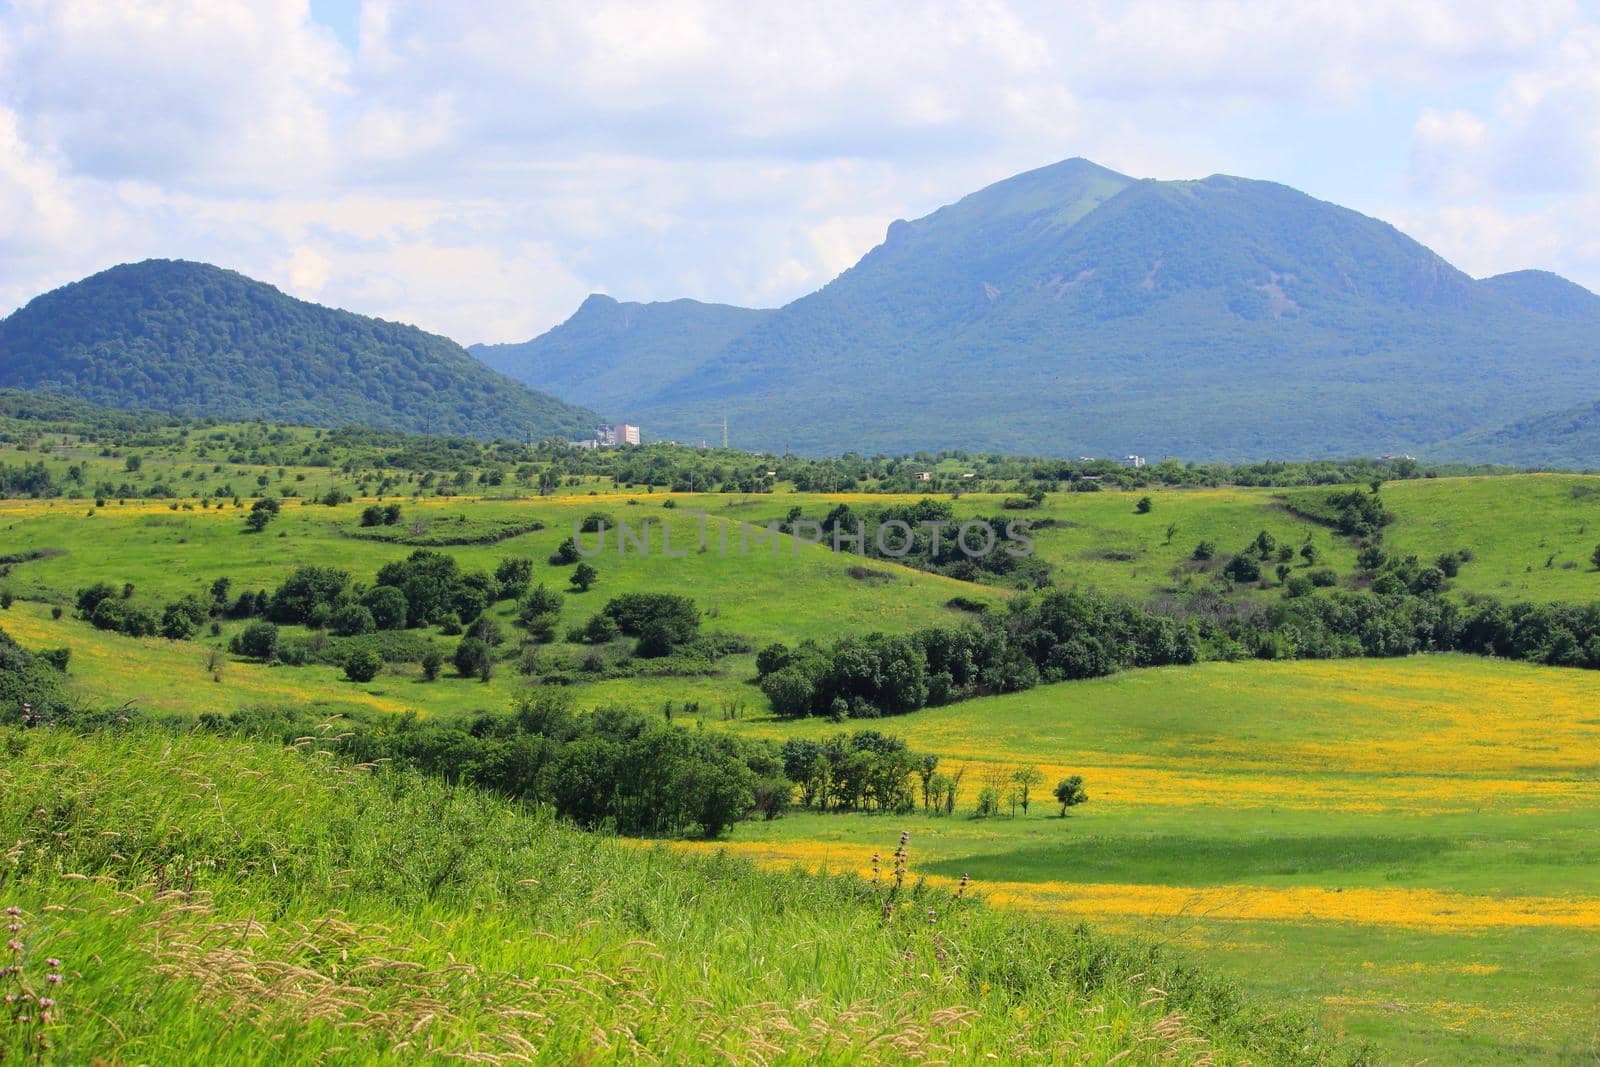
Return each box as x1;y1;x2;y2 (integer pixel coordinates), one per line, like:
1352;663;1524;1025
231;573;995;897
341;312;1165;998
756;571;1600;718
75;581;217;641
1279;484;1396;537
758;589;1199;719
781;498;1052;588
776;732;1090;819
217;550;537;676
778;731;938;812
0;461;57;498
297;696;780;837
359;503;404;527
595;592;700;657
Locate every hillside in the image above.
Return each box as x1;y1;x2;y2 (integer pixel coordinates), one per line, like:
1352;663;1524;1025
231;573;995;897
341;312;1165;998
0;260;598;441
471;294;772;422
7;407;1600;1057
1434;399;1600;468
0;727;1342;1064
490;159;1600;462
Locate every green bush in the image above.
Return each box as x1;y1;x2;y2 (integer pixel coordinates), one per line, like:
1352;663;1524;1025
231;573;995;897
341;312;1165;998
343;648;383;682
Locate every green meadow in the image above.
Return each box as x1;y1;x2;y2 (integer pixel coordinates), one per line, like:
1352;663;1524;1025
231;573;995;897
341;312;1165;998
5;728;1358;1064
7;422;1600;1062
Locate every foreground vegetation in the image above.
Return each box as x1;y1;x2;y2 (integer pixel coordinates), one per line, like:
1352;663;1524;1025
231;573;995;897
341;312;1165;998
7;396;1600;1061
0;728;1354;1064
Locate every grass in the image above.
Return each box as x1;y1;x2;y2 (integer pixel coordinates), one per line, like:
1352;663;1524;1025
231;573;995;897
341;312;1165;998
684;656;1600;1063
0;727;1352;1064
12;443;1600;1060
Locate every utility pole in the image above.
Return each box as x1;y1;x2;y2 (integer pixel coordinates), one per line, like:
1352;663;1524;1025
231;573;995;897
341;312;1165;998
722;412;729;450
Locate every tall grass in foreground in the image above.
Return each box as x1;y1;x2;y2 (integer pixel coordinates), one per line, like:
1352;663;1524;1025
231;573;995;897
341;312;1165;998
0;728;1363;1064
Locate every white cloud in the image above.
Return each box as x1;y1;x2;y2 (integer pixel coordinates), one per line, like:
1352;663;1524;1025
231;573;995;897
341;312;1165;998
4;0;1600;346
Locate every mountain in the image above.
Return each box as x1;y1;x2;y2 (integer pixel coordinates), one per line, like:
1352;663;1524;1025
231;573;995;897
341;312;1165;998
489;158;1600;462
0;260;597;441
471;295;771;421
1477;270;1600;320
1435;398;1600;469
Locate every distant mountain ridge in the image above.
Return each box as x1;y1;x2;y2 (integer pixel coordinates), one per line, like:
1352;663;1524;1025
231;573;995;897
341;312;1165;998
471;294;772;421
487;158;1600;463
0;260;597;441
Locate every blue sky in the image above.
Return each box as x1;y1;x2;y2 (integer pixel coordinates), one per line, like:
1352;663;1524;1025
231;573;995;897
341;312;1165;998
3;1;1599;344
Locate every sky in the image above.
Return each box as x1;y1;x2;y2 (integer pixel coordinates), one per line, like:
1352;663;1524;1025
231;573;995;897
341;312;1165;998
2;0;1600;345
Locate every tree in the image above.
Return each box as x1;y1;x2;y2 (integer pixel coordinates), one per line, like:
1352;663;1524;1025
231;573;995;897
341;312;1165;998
1054;775;1088;815
343;649;383;682
244;507;274;532
1591;543;1600;571
362;585;409;630
232;620;279;660
755;642;792;676
376;550;461;626
331;603;376;637
1135;496;1152;514
569;562;598;592
549;537;581;565
158;596;208;640
494;557;534;599
452;636;492;680
974;786;1001;817
1223;554;1261;583
1192;541;1216;561
268;566;350;625
760;666;816;718
1012;764;1044;814
420;648;443;681
518;584;563;624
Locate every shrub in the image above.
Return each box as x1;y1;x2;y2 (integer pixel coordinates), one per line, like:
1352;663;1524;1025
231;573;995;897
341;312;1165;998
343;648;383;682
494;557;534;599
468;615;505;647
581;612;620;644
1222;554;1261;583
453;636;492;678
603;592;699;643
232;620;280;660
362;585;410;630
569;562;598;592
268;566;351;625
331;603;377;637
159;596;209;640
524;612;560;644
518;584;563;625
420;648;443;680
549;538;581;565
755;642;792;676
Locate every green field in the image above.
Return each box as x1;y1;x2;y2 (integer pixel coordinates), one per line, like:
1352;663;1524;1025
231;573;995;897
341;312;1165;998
8;424;1600;1062
4;728;1358;1063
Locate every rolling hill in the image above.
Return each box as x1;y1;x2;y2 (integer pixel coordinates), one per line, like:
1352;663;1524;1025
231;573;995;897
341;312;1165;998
488;158;1600;462
0;260;598;441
